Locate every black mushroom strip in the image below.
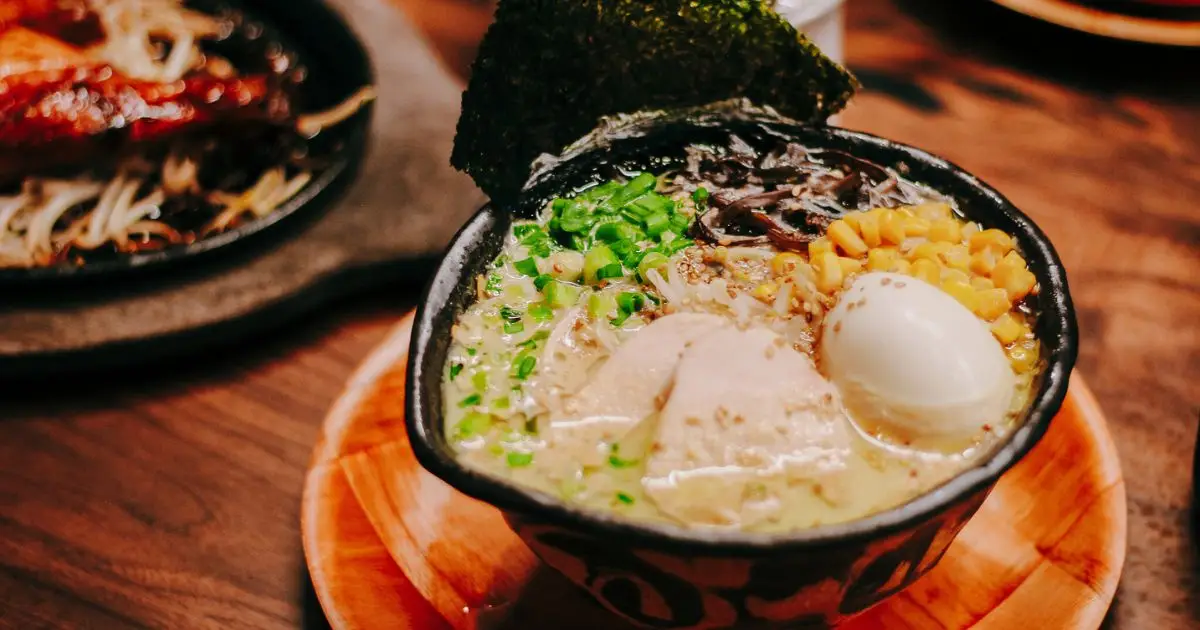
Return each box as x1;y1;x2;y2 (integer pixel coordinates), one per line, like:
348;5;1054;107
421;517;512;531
687;139;931;253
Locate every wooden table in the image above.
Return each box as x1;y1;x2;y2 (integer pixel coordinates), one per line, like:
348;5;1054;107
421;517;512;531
2;1;1197;628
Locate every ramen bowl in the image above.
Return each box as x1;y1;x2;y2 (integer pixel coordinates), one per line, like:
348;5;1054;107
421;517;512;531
406;112;1077;629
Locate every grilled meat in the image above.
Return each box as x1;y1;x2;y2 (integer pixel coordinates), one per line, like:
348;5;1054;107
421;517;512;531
0;27;293;180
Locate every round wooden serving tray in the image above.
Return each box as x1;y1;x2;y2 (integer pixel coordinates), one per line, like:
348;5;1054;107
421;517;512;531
989;0;1200;46
302;314;1127;630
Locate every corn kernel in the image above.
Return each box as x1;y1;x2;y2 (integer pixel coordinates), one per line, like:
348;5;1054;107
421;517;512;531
772;252;805;276
915;202;953;221
990;313;1025;345
891;259;912;274
911;258;940;285
1002;250;1027;269
941;280;978;310
969;250;999;276
969;229;1014;255
879;210;906;245
752;282;779;302
904;217;931;237
929;218;963;243
828;220;869;257
970;276;996;291
809;238;834;258
961;222;981;240
858;212;882;248
942;268;970;285
974;288;1012;320
815;252;844;293
998;267;1037;301
842;212;863;233
910;242;950;262
867;248;898;272
992;256;1030;297
1009;345;1038;373
941;244;971;270
838;256;864;276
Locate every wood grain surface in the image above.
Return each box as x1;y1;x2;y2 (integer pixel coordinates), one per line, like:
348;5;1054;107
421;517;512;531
302;315;1126;630
1;0;1197;628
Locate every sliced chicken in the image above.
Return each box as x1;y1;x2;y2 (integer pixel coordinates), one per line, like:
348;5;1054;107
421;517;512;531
543;313;728;468
643;326;853;528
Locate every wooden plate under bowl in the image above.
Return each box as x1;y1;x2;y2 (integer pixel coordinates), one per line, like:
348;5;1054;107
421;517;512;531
302;314;1127;629
988;0;1200;46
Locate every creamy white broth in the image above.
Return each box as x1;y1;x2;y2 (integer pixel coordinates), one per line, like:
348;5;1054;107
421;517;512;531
442;142;1038;532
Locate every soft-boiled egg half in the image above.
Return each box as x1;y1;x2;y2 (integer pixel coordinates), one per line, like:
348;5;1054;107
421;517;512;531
820;272;1016;452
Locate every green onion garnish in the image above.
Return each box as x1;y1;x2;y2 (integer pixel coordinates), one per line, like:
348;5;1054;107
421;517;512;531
504;321;525;335
449;363;463;380
518;330;550;348
485;272;502;295
453;411;492;440
528;303;554;322
458;393;482;408
499;306;522;322
514;355;537;380
693;187;709;203
595;263;624;281
514;258;539;277
472;371;488;392
507;452;534;467
615;492;635;505
617;291;646;315
533;273;553;290
492;396;510;410
466;347;477;356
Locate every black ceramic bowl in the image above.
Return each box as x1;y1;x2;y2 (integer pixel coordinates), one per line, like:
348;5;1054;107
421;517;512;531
407;115;1078;629
0;0;372;287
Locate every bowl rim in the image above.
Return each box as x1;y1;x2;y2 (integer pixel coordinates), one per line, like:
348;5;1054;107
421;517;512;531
406;122;1079;556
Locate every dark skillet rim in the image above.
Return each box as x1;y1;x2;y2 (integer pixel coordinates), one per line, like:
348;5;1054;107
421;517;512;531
407;123;1079;557
0;0;373;286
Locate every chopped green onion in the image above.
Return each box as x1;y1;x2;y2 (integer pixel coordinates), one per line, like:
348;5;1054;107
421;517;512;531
514;258;540;276
644;212;669;237
631;194;672;217
595;222;638;243
458;393;482;408
466;347;477;356
608;239;636;259
472;371;488;392
499;306;522;322
595;263;625;281
528;303;554;322
588;292;617;320
608;173;656;207
492;396;510;410
610;312;630;327
518;330;550;348
579;180;620;202
637;252;670;281
669;213;692;234
645;293;661;305
504;321;525;335
514;355;537;380
584;244;620;283
617;292;646;315
609;455;639;469
534;273;553;290
485;272;502;295
507;452;534;467
543;280;581;307
615;492;635;505
551;198;569;212
453;411;492;440
693;187;709;203
449;363;463;381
